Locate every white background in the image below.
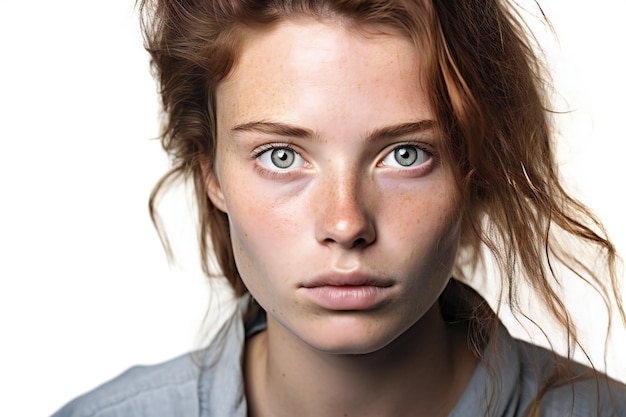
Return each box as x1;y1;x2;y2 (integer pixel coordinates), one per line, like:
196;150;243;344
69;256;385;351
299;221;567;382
0;1;624;416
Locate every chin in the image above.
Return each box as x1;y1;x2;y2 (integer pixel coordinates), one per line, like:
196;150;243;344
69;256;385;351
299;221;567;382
296;314;412;355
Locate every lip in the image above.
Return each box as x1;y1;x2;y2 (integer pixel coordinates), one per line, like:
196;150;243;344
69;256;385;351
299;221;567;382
300;273;393;311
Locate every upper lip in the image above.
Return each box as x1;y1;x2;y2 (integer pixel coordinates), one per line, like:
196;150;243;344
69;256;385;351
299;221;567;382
301;272;394;288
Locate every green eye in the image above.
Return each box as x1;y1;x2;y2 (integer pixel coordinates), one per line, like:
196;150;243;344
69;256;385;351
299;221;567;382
271;148;296;168
382;145;430;168
394;147;417;166
258;146;306;171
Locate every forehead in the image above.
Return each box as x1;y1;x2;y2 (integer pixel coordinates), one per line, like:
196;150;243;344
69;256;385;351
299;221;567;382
216;19;431;131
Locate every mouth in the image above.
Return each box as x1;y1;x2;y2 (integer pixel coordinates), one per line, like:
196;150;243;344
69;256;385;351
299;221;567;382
300;273;393;311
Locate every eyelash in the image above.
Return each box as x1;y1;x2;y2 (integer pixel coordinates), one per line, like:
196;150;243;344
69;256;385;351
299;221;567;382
251;142;295;159
378;142;437;166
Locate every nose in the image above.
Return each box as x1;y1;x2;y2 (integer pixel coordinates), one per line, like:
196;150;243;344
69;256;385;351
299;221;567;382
315;171;376;249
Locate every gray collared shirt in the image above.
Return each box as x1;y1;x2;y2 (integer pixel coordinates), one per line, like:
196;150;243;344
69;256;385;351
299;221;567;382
51;297;626;417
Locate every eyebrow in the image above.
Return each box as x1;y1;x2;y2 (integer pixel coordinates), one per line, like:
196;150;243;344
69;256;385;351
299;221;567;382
365;120;436;142
231;119;436;142
232;121;315;139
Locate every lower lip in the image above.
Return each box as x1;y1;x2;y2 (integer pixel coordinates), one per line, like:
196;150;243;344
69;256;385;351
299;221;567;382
301;285;389;310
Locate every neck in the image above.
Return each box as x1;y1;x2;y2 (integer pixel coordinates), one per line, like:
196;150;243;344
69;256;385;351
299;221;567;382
245;304;477;417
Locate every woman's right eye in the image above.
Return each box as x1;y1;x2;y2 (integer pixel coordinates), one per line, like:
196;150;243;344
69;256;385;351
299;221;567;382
257;147;306;171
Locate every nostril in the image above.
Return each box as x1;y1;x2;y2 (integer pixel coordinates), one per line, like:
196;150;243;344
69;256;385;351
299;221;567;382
323;235;371;248
353;237;368;247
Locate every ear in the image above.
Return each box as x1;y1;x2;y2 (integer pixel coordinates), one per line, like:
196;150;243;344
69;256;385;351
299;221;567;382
201;161;227;213
206;172;227;213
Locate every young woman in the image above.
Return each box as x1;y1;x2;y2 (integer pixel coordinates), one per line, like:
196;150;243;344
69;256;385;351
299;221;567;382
53;0;625;416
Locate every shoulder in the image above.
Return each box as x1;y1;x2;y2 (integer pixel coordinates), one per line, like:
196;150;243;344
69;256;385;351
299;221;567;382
444;282;626;416
51;298;255;417
515;338;626;417
50;353;203;417
452;323;626;417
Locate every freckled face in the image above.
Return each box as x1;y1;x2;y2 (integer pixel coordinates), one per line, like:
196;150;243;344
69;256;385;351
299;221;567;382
207;20;461;354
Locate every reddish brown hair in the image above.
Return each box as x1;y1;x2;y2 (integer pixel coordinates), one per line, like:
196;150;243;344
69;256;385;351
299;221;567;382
139;0;623;414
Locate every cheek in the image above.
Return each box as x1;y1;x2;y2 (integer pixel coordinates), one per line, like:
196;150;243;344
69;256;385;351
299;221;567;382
383;179;460;267
225;183;304;277
229;192;300;244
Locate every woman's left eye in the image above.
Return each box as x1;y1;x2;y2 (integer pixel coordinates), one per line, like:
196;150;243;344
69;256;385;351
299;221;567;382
380;145;431;168
257;147;306;171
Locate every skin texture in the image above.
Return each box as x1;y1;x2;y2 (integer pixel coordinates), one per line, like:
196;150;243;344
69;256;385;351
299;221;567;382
206;19;475;417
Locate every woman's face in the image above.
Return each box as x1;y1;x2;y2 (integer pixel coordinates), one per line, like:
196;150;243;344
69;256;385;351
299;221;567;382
208;20;461;354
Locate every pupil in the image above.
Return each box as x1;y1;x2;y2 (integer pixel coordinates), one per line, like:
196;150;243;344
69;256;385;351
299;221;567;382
394;147;417;166
271;148;295;168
